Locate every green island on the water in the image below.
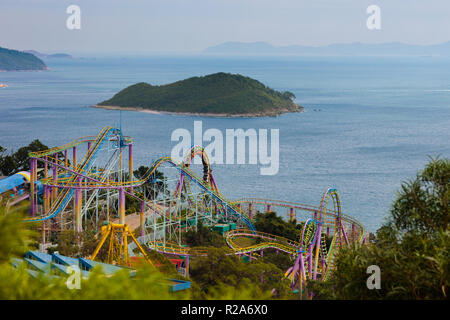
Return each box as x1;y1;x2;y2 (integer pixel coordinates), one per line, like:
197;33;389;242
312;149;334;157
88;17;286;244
94;72;303;117
0;47;48;71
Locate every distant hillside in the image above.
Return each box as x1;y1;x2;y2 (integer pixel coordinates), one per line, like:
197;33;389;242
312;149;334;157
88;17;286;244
24;50;73;59
97;73;302;117
0;47;48;71
204;41;450;56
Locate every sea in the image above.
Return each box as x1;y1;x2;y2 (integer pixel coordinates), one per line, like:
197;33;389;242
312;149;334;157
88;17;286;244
1;55;449;232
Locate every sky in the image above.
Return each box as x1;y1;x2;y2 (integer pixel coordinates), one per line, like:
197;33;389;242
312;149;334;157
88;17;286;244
0;0;449;54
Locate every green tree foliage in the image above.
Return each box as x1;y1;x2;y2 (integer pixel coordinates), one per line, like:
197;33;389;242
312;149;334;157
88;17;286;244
123;166;168;214
0;47;47;71
0;201;188;299
254;211;302;241
0;200;35;264
0;140;50;176
261;248;294;271
390;157;449;234
0;201;285;299
184;221;228;248
51;224;108;260
309;158;449;300
145;250;179;277
53;230;79;257
190;247;291;299
99;73;302;116
0;263;185;300
282;91;296;100
133;166;168;200
253;212;303;272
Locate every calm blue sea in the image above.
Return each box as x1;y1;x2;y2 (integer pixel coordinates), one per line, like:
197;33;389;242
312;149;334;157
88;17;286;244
1;55;449;232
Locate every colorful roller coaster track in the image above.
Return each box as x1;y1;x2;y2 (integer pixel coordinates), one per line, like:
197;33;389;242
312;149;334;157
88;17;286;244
18;126;365;286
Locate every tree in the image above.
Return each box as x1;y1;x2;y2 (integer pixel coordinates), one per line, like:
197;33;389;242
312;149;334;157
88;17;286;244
0;140;50;176
54;230;79;257
390;157;449;234
184;221;227;248
309;158;449;299
0;199;189;300
254;211;302;241
0;199;35;264
282;91;296;101
190;247;291;299
133;166;168;200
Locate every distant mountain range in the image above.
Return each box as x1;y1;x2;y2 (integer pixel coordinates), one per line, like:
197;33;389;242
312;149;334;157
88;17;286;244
24;50;73;59
204;41;450;56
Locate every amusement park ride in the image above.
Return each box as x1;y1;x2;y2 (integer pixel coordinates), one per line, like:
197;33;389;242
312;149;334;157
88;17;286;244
2;126;366;291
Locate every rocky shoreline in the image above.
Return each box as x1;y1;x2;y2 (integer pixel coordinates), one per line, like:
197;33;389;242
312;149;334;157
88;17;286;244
91;104;304;118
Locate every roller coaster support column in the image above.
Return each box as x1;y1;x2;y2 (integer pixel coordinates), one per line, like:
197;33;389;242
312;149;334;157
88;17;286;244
248;203;253;219
128;144;133;193
266;204;271;212
140;200;145;236
308;243;312;277
87;141;91;153
72;146;78;225
64;150;68;167
119;187;125;224
46;186;51;213
290;208;294;222
30;157;37;216
52;153;58;202
341;220;349;245
185;256;189;278
43;185;47;213
73;146;77;169
313;224;322;280
75;177;82;233
44;156;48;178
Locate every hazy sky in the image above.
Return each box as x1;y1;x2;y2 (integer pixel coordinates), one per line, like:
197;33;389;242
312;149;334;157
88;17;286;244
1;0;449;54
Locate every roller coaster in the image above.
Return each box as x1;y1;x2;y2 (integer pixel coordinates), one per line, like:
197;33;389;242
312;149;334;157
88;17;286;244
4;126;366;289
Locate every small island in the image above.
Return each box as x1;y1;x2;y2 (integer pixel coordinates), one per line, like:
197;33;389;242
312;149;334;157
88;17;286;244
0;47;48;71
94;73;303;117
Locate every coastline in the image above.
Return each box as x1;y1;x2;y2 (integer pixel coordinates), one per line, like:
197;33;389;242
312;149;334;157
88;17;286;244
91;104;304;118
0;67;50;72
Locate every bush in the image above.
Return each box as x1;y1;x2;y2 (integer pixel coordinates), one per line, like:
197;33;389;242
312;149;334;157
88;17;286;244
310;158;449;300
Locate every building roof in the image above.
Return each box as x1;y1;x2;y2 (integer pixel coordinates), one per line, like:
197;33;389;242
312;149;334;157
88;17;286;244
79;258;124;275
10;251;191;292
26;251;52;263
52;253;79;266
